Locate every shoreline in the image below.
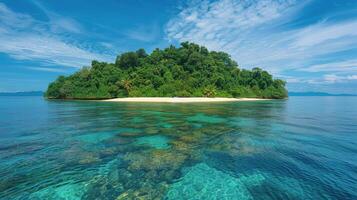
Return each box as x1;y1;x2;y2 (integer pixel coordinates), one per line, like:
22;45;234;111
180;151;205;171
102;97;270;103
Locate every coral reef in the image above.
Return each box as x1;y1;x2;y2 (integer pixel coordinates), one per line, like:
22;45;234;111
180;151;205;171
134;135;170;149
78;152;101;164
165;163;266;200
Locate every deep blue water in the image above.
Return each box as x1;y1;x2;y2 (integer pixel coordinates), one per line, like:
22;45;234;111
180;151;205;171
0;96;356;199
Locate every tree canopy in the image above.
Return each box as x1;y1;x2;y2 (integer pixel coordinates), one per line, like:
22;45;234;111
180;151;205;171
46;42;287;99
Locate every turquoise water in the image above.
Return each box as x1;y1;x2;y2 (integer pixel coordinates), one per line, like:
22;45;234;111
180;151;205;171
0;96;356;199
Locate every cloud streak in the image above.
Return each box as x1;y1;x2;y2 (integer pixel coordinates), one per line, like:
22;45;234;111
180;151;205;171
322;74;357;83
293;20;357;47
0;3;111;68
31;0;83;34
283;73;357;85
165;0;357;77
300;59;357;73
166;0;301;69
27;67;66;73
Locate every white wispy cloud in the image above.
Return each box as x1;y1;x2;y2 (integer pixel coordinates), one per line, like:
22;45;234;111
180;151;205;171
167;0;298;51
31;0;83;34
0;3;111;68
322;74;357;83
293;20;357;47
27;67;66;73
0;33;110;67
0;3;34;28
283;73;357;85
50;18;82;34
300;59;357;73
165;0;357;77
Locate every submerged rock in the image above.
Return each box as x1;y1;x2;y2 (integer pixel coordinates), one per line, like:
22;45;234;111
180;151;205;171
165;163;266;200
78;152;101;164
116;182;169;200
144;127;160;134
119;132;144;138
30;182;86;200
135;135;170;150
124;149;187;172
74;131;117;144
83;175;123;200
187;114;226;124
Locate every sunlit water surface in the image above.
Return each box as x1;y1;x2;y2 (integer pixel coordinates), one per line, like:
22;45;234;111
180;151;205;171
0;96;356;199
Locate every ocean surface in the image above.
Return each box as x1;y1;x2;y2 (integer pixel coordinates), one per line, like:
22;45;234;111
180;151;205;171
0;96;356;199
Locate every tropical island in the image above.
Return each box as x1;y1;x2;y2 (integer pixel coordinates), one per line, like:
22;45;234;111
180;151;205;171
45;42;287;100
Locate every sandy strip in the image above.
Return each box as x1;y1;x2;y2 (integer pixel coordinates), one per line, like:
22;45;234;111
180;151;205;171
103;97;268;103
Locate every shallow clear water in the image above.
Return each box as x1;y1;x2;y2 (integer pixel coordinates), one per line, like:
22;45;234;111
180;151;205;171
0;96;356;199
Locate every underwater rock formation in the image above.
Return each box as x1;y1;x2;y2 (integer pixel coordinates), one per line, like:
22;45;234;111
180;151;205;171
166;163;266;200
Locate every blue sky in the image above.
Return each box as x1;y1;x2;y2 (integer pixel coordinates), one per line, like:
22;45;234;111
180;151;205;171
0;0;357;94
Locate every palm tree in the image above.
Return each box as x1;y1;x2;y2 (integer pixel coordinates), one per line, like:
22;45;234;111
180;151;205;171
120;79;132;93
203;85;217;97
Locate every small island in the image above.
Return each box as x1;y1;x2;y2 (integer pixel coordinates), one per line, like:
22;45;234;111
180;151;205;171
45;42;287;100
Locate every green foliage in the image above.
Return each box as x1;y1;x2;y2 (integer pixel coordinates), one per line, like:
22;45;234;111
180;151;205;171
115;52;139;69
45;42;287;99
203;85;217;97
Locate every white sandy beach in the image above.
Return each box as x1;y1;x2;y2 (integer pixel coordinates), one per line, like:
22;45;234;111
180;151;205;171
103;97;268;103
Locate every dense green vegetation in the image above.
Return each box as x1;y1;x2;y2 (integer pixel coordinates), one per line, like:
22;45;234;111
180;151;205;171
46;42;287;99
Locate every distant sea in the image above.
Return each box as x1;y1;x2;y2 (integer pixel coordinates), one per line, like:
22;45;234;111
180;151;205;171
289;91;357;96
0;91;43;96
0;96;356;199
